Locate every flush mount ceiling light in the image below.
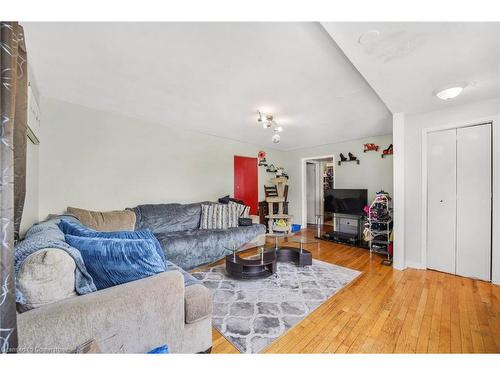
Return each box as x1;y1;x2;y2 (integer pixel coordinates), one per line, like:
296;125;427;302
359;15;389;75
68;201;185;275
435;83;467;100
257;110;283;143
358;29;380;45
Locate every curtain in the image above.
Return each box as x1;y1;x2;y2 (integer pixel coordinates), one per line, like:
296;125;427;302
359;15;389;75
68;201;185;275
0;21;27;354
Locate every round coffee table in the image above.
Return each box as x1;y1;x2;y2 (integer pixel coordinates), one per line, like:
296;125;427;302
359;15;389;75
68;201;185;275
266;234;315;267
225;246;277;279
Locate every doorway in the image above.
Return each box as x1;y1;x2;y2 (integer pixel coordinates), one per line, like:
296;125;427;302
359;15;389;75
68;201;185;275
302;155;335;228
234;155;258;215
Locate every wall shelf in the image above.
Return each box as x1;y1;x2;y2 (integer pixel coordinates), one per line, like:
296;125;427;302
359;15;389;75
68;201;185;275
337;159;360;166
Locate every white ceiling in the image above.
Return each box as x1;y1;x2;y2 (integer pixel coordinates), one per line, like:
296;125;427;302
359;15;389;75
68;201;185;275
322;22;500;114
22;22;392;151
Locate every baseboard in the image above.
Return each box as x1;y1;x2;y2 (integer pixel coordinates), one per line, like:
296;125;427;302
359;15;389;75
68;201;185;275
405;261;425;269
404;262;500;285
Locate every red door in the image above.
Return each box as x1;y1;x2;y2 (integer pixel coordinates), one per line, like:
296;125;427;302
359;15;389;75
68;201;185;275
234;156;258;215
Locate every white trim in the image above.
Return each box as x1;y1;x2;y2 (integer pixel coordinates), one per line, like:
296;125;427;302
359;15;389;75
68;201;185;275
300;154;335;228
421;115;500;284
405;261;425;270
305;160;320;224
392;113;405;270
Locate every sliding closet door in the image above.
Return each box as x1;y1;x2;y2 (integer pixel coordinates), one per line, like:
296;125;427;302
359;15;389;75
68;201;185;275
456;123;492;281
427;129;457;274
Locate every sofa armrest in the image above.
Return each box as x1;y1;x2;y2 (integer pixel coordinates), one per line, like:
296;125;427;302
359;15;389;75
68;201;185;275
17;271;185;353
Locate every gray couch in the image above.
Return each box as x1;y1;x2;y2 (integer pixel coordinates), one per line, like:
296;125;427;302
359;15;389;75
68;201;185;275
16;201;266;353
18;270;213;353
132;202;267;270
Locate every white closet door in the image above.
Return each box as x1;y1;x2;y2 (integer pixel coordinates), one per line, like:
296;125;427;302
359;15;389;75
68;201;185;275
456;124;492;281
427;129;457;274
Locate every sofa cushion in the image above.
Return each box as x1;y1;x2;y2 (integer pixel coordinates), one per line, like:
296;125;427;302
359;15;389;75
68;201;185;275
17;248;77;312
67;207;136;231
155;224;266;270
58;219;166;263
132;202;209;233
228;201;250;219
184;284;213;324
200;203;229;230
65;235;166;290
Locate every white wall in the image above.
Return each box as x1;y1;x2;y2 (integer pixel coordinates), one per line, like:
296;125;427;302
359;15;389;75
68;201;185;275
283;134;394;226
37;97;286;219
20;70;41;236
34;97;393;229
402;97;500;283
20;141;40;236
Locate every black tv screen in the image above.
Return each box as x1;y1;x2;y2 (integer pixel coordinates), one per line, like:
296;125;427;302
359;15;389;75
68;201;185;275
324;189;368;216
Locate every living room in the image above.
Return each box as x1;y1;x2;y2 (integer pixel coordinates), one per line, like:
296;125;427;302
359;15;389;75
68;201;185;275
1;1;500;373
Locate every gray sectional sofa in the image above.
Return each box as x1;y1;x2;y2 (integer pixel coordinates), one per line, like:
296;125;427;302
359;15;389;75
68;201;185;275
132;202;266;270
16;201;266;353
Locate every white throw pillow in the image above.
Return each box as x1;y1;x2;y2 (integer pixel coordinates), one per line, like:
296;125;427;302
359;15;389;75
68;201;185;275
228;201;250;225
200;203;229;230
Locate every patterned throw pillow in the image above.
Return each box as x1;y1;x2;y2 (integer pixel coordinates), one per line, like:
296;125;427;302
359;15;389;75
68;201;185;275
228;201;250;227
200;204;229;230
227;201;239;228
241;205;250;218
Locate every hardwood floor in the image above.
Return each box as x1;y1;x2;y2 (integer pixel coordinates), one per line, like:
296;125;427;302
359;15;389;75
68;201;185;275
203;227;500;353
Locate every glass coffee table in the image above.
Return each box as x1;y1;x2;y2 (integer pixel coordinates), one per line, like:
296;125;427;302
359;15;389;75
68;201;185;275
266;234;315;267
224;236;317;279
224;245;277;279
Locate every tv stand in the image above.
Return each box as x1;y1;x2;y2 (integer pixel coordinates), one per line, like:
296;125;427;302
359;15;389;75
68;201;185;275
323;231;358;245
321;213;365;247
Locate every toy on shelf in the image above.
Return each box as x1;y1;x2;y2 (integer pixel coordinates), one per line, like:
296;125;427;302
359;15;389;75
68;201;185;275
258;150;268;166
363;143;379;152
264;177;293;234
338;152;360;166
381;144;393;158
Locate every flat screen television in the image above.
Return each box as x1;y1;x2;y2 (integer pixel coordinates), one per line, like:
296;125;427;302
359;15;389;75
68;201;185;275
324;189;368;216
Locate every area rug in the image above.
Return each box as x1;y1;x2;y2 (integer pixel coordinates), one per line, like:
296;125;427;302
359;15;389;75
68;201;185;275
191;259;361;353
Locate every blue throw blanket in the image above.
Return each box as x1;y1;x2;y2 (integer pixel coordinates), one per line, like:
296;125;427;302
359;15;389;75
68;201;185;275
15;216;97;304
15;216;200;305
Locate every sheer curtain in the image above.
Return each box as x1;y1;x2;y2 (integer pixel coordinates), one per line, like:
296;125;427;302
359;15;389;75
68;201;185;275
0;21;27;354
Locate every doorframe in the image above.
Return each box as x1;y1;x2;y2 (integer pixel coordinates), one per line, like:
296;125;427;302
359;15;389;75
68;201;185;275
421;115;499;284
301;154;335;228
305;160;321;224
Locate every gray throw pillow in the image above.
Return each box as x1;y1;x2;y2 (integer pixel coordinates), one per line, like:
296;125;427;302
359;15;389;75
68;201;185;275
17;248;77;312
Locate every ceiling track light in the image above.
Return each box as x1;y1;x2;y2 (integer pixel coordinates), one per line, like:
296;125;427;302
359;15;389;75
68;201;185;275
257;111;273;128
272;129;281;144
257;110;283;143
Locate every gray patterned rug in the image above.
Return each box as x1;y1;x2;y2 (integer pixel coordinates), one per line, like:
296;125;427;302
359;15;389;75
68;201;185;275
192;259;361;353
